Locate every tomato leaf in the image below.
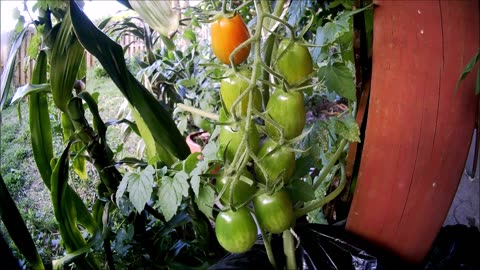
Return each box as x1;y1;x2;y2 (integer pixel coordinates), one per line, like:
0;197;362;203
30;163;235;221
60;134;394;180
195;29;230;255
190;159;209;197
183;29;196;43
156;171;189;221
183;152;201;175
156;176;180;221
127;166;155;213
173;171;190;198
291;155;315;180
329;115;360;142
318;62;356;101
286;179;315;203
195;185;215;219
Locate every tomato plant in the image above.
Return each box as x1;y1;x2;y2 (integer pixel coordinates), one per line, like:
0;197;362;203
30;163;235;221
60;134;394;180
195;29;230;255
254;138;295;184
211;13;251;65
220;70;262;117
216;170;257;206
1;0;366;268
215;207;257;253
265;89;306;140
276;39;314;86
253;190;294;234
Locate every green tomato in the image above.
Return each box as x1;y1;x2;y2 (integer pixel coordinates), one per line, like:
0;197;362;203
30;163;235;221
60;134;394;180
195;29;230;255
216;170;257;206
215;207;258;253
265;89;306;140
220;70;262;117
254;139;295;184
218;121;259;162
253;190;294;234
276;39;313;86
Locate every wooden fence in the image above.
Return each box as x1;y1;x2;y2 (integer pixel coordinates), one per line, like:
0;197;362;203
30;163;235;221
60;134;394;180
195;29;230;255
5;27;146;88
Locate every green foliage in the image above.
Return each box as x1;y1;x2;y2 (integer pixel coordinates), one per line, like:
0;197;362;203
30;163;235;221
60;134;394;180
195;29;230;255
455;49;480;95
116;165;155;213
0;0;372;268
93;65;109;78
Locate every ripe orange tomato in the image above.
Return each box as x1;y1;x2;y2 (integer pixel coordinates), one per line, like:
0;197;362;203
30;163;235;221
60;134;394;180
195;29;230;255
211;13;251;65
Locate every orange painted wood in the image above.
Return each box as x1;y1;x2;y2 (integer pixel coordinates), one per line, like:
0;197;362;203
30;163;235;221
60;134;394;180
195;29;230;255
346;0;479;264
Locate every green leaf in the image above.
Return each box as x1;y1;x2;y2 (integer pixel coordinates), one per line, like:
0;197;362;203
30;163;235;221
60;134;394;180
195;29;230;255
183;29;196;43
27;29;42;59
329;115;360;142
15;16;25;33
178;78;197;88
127;165;155;213
128;1;179;37
286;179;315;203
11;83;51;104
70;1;190;161
115;174;130;206
291;155;314;180
318;62;356;101
183;152;201;174
195;185;215;219
455;49;480;92
28;51;53;186
156;176;182;221
190;159;209;197
1;27;28;110
0;175;45;270
173;171;190;198
50;12;85;112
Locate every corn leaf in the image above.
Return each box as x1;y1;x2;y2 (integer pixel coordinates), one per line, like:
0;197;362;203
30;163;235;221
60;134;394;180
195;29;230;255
50;11;84;112
12;83;51;104
29;51;53;186
0;175;45;270
70;1;190;160
0;27;28;110
50;142;99;268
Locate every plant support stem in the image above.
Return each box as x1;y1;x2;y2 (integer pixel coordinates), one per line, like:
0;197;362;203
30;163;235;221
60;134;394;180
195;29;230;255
176;103;219;121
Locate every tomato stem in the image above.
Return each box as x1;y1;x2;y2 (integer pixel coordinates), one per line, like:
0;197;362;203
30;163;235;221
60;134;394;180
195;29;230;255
283;229;297;270
312;139;348;190
257;218;277;269
294;163;347;218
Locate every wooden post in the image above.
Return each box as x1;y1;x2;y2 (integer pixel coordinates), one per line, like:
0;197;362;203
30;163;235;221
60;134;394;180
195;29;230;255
346;0;479;264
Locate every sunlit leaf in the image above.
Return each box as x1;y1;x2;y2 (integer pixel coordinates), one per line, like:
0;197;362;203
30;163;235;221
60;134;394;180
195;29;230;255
127;166;155;213
11;83;51;104
1;27;28;110
156;175;185;221
128;1;179;37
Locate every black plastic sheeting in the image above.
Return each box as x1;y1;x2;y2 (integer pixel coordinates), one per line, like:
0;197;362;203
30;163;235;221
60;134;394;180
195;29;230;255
208;223;480;270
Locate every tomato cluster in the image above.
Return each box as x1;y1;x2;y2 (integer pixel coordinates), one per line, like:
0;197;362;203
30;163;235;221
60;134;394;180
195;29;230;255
210;12;313;254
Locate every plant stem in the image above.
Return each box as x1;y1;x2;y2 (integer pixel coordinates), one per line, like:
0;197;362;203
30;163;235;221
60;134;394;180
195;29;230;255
283;230;296;270
312;139;348;190
259;221;277;269
295;163;347;218
176;103;219;121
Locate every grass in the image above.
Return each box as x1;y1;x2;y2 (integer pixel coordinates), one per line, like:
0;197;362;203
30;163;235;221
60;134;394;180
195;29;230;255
0;68;141;266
